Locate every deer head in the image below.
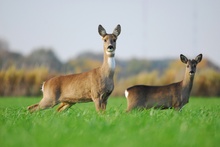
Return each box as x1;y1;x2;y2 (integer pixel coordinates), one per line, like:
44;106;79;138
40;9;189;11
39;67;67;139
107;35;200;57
98;24;121;57
180;54;203;76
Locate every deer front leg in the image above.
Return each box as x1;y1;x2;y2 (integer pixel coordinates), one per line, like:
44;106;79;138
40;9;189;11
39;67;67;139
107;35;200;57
99;92;111;110
92;91;110;112
93;98;101;111
93;98;107;112
101;100;107;110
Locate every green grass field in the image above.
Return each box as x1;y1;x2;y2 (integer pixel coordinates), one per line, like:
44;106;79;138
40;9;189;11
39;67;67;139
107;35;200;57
0;97;220;147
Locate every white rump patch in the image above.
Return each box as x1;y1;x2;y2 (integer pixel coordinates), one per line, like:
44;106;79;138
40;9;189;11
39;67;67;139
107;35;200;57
41;82;45;92
125;90;129;98
108;56;115;70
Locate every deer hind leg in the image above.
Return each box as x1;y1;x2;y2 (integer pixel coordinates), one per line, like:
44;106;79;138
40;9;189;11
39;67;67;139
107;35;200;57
27;103;40;113
27;97;58;113
27;102;55;112
126;100;141;112
57;102;74;112
126;105;135;112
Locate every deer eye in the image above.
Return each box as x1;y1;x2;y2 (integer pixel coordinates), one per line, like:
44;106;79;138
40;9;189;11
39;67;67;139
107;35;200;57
104;39;107;42
113;39;116;42
187;65;189;68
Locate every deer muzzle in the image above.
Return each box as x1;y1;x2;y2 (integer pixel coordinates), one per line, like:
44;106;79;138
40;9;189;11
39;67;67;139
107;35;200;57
189;71;195;75
107;45;114;52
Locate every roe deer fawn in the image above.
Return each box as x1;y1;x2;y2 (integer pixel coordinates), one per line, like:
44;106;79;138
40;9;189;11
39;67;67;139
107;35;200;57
125;54;202;111
27;24;121;112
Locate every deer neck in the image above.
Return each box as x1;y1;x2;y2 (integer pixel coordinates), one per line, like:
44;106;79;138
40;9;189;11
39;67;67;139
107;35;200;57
100;49;115;78
181;70;195;100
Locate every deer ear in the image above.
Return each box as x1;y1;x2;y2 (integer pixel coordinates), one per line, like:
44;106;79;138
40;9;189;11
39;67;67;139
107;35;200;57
98;25;107;37
195;54;203;63
113;24;121;37
180;54;188;64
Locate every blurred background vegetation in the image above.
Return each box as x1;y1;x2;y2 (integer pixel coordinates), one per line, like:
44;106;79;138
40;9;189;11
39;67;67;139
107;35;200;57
0;39;219;97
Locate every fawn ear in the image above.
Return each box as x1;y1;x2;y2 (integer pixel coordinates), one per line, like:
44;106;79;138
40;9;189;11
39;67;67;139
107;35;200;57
195;54;203;63
113;24;121;37
98;25;107;37
180;54;188;64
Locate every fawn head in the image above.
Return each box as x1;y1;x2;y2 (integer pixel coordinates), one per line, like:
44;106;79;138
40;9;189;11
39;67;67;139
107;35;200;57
180;54;203;76
98;24;121;57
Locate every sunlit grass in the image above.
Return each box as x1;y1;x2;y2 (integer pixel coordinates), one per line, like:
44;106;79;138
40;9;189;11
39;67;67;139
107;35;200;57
0;97;220;147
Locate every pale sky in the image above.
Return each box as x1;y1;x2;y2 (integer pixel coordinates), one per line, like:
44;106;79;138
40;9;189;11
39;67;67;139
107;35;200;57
0;0;220;66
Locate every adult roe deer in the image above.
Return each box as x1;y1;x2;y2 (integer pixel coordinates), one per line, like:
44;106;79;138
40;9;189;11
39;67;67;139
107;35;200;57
125;54;203;112
27;24;121;112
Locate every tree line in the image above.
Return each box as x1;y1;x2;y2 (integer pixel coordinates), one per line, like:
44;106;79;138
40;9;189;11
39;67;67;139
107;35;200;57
0;40;220;97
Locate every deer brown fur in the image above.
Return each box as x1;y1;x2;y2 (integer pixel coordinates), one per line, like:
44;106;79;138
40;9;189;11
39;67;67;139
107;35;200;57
27;24;121;112
125;54;202;112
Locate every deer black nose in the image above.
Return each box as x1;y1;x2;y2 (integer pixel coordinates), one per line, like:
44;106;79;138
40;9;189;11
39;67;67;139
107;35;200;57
108;45;113;50
189;71;195;75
